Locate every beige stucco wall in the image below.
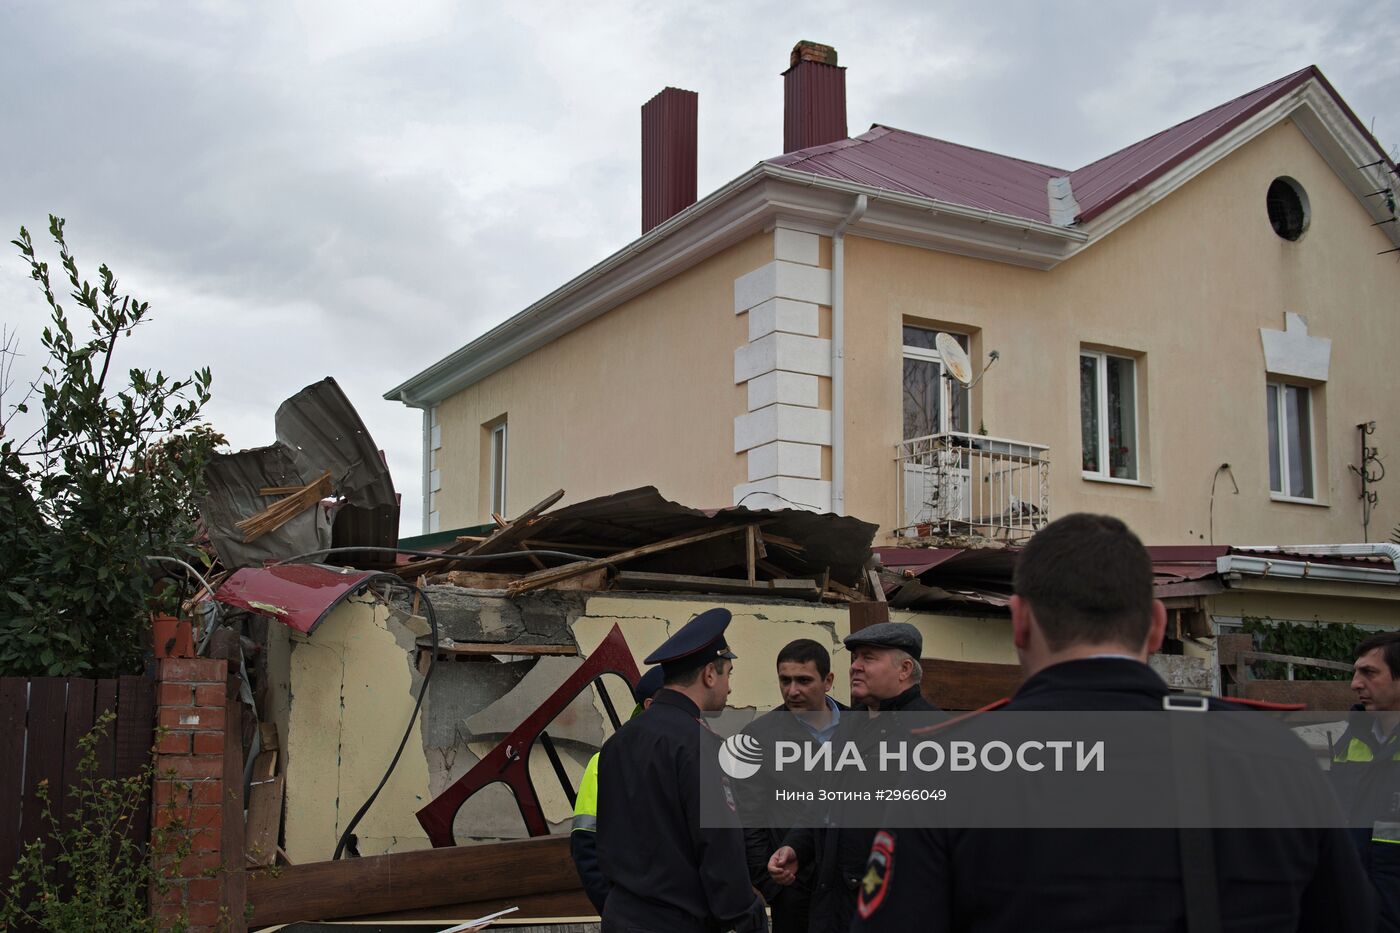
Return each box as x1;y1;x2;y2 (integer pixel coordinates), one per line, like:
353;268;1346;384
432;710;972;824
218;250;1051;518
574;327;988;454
1209;582;1400;629
434;232;770;525
278;592;1015;859
843;118;1400;544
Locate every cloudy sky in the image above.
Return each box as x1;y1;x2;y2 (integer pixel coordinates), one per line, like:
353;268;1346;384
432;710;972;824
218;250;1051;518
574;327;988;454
2;0;1396;535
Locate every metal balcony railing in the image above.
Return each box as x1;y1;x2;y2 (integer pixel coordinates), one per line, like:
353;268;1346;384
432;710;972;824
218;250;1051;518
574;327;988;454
895;431;1050;542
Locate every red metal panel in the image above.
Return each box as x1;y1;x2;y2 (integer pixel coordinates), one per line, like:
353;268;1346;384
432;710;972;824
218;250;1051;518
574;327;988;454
416;624;640;845
783;60;847;153
213;564;384;634
641;87;698;234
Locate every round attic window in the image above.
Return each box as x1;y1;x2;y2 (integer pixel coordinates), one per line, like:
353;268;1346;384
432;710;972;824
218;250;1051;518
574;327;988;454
1267;177;1309;241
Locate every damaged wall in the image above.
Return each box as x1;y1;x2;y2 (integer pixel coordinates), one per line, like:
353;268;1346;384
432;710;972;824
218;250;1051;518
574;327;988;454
278;589;1015;861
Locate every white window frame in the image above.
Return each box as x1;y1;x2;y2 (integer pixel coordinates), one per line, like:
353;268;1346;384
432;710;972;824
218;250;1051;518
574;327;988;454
489;421;508;517
1266;381;1315;501
901;328;970;439
1080;350;1140;482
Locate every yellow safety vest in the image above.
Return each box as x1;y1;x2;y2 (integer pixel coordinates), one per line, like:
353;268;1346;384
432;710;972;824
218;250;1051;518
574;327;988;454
572;752;600;833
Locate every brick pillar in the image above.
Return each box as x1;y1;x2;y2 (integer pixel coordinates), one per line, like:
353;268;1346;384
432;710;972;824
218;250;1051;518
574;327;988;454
152;657;244;932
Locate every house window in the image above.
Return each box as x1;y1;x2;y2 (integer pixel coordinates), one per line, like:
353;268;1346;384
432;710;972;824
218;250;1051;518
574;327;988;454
489;421;508;516
1266;382;1313;499
1081;351;1138;480
902;326;970;439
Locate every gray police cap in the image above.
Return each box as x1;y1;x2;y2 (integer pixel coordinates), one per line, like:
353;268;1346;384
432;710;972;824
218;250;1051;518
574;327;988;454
843;621;922;657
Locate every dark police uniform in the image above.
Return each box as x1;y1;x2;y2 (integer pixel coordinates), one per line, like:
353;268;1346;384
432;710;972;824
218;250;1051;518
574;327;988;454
851;657;1376;933
596;609;768;933
1331;706;1400;931
779;622;938;933
572;665;666;914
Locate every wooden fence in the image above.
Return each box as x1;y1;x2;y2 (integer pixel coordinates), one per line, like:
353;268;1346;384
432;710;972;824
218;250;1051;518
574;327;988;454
0;675;157;887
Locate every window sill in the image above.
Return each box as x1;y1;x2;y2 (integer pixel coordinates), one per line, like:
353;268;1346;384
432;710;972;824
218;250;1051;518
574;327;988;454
1082;473;1153;489
1269;493;1328;508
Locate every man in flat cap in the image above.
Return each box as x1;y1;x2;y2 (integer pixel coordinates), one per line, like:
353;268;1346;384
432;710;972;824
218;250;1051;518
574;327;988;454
596;608;768;932
766;621;937;933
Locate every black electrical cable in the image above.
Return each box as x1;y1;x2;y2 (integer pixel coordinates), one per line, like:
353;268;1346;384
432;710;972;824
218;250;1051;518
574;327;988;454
332;575;439;860
273;545;594;566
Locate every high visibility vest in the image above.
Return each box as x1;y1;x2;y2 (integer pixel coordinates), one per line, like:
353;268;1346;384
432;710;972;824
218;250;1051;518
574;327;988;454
571;752;600;833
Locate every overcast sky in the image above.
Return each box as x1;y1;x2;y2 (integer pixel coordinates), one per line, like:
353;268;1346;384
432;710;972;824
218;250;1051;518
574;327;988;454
2;0;1396;535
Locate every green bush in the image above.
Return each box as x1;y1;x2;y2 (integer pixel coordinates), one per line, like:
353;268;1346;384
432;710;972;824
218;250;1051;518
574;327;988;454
1240;616;1368;681
0;217;221;677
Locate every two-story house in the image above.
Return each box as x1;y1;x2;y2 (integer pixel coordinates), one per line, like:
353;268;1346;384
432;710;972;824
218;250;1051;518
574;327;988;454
385;42;1400;548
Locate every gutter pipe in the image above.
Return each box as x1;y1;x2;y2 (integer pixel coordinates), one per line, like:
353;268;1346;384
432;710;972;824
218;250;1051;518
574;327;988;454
420;407;432;535
830;194;868;516
1216;545;1400;586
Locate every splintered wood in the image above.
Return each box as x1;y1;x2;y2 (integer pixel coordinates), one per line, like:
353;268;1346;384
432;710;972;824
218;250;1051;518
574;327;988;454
237;470;333;543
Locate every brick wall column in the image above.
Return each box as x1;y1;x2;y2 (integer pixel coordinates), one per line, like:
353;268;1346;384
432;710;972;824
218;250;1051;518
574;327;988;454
152;656;241;932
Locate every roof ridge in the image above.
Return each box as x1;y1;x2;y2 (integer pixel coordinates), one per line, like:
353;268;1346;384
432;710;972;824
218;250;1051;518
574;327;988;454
869;123;1069;175
1072;65;1317;175
766;127;887;168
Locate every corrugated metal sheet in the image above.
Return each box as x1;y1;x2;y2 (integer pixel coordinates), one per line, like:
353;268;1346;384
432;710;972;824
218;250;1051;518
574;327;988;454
213;564;385;634
641;87;698;234
201;377;399;568
770;125;1064;223
784;59;847;153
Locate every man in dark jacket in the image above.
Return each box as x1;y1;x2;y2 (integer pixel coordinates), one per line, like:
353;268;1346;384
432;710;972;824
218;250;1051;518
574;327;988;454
850;513;1374;933
1333;631;1400;931
741;639;847;933
596;608;768;933
765;621;937;933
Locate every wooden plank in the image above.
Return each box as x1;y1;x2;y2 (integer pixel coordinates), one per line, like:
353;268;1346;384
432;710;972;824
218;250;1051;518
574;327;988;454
115;674;155;850
1240;680;1356;711
613;571;821;600
922;658;1023;711
244;775;284;866
826;578;868;602
93;679;118;780
246;834;579;926
355;889;595;922
746;525;757;584
1216;634;1253;668
21;679;67;856
507;524;755;596
438;568;608;592
1238;650;1354;673
236;469;332;542
0;679;28;884
259;721;280;753
251;749;278;781
59;678;96;832
867;568;888;603
848;602;889;634
495;513;546;570
464;489;564;556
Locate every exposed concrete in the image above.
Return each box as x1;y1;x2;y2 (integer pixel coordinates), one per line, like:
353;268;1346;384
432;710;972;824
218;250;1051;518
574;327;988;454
409;586;586;646
467;656;606;748
422;658;535;749
1149;654;1213;692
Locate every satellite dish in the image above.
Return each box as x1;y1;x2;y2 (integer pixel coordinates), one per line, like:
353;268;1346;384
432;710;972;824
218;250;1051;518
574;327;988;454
935;332;973;385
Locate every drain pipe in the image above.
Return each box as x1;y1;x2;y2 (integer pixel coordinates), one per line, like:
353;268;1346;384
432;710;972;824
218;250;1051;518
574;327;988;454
420;406;433;534
831;194;867;515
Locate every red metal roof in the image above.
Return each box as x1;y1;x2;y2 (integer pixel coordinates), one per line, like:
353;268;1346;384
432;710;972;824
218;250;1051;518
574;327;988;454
766;65;1394;227
770;125;1065;223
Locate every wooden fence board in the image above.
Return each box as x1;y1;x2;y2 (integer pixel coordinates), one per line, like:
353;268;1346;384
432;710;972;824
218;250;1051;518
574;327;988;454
115;674;155;848
21;679;68;855
0;679;28;883
93;678;119;780
59;678;96;832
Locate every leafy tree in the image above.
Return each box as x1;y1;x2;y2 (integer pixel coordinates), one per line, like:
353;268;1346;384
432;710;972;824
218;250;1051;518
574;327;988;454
1240;616;1367;681
0;216;221;677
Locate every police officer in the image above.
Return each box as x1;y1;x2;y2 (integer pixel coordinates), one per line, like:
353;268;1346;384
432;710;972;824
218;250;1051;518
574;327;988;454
1333;632;1400;930
571;664;666;914
596;608;768;932
851;513;1374;932
766;621;937;933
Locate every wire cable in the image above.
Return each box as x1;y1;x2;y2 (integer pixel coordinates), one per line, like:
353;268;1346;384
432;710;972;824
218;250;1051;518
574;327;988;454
144;554;219;602
332;573;439;860
273;546;594;566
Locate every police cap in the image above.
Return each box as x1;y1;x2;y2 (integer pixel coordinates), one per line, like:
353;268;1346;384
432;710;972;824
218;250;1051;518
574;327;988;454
631;665;665;703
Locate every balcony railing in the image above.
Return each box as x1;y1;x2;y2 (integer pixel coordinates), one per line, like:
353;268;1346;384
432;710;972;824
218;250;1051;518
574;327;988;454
895;431;1050;542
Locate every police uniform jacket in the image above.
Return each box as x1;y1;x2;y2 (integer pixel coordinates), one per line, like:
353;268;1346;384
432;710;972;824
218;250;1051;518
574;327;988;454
850;658;1375;933
1332;707;1400;931
781;684;938;933
596;688;766;932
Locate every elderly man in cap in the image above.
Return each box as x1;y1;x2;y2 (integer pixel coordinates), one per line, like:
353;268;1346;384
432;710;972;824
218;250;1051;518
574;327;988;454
765;621;936;933
571;665;666;915
596;608;768;932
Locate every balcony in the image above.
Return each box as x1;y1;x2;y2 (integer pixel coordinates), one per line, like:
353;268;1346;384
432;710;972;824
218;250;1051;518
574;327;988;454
895;431;1050;543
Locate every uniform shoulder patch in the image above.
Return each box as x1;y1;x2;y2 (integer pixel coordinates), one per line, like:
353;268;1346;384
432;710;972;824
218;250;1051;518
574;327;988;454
856;829;896;918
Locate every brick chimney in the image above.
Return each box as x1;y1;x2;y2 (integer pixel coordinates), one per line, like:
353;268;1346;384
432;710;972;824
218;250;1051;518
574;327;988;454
641;87;698;234
783;41;847;153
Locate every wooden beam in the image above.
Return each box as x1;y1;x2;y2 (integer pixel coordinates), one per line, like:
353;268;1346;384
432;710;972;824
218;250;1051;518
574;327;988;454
614;571;821;600
236;470;332;543
505;524;757;596
244;775;283;867
246;835;582;926
746;525;757;584
922;658;1023;711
